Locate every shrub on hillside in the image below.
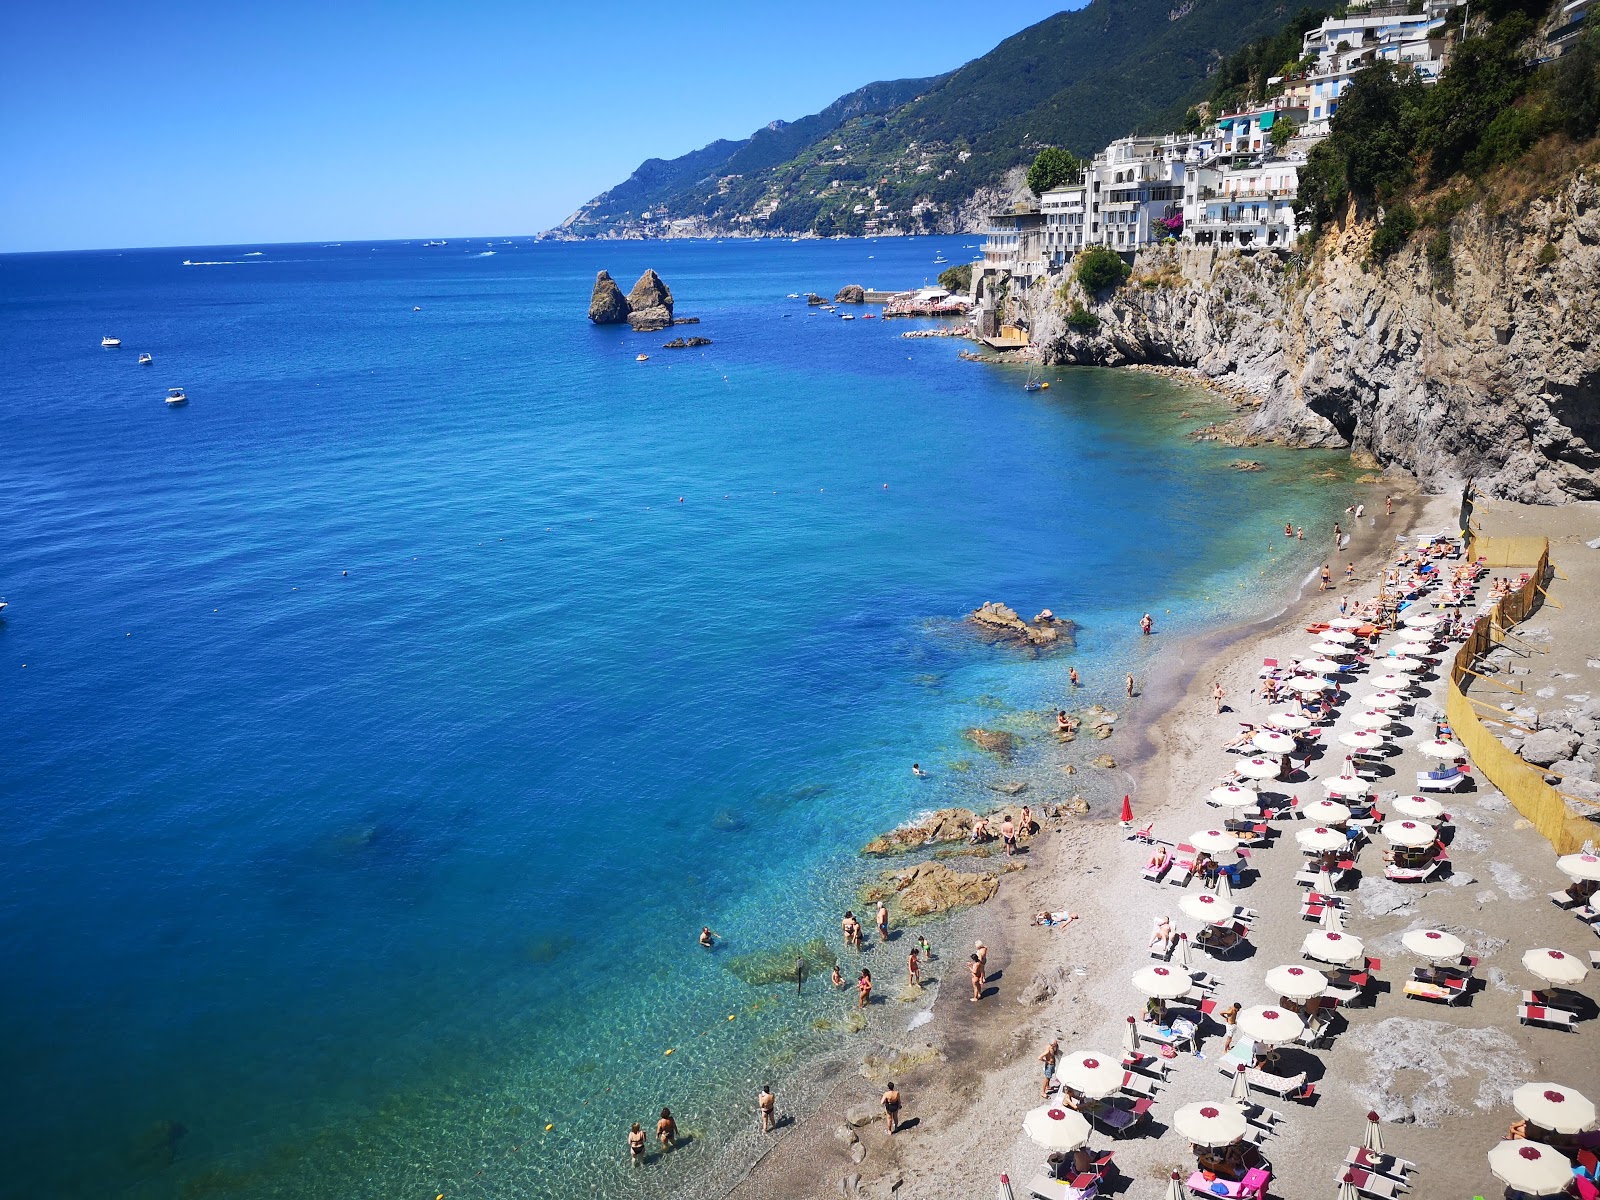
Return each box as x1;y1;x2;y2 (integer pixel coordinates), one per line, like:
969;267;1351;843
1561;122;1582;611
1075;246;1130;292
1066;302;1101;332
937;263;973;293
1369;202;1418;262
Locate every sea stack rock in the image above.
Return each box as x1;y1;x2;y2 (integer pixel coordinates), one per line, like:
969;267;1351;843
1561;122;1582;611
588;271;630;324
834;284;866;304
626;270;674;331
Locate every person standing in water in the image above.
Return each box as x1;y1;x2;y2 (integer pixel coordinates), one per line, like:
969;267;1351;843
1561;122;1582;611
831;963;844;989
795;955;805;994
1140;612;1154;635
908;946;921;988
1069;667;1080;688
757;1085;776;1133
918;933;933;963
876;900;889;942
657;1108;678;1152
1126;672;1136;698
699;927;718;950
857;968;873;1009
629;1123;647;1165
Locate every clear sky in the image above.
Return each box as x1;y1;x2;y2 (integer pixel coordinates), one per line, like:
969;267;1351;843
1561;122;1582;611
0;1;1084;252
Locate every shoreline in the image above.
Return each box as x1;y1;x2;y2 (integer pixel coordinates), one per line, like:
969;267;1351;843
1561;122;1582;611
707;477;1425;1200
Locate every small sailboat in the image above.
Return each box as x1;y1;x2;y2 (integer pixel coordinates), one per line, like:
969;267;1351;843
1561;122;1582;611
165;387;188;406
138;353;153;365
1023;362;1047;393
102;336;121;348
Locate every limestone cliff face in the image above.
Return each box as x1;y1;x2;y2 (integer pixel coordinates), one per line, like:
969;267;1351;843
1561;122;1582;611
1038;169;1600;502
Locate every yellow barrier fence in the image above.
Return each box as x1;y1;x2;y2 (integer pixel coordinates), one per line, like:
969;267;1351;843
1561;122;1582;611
1446;539;1596;855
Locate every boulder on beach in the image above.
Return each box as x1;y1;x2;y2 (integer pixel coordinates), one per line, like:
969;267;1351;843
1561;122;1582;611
834;284;867;304
588;271;630;324
873;861;999;918
963;728;1018;760
863;807;978;855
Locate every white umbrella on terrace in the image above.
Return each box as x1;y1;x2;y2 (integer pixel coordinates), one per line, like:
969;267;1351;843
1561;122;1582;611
1511;1083;1597;1135
1487;1140;1573;1196
1383;820;1436;848
1557;852;1600;883
1287;675;1332;695
1416;738;1465;758
1339;730;1387;751
1235;756;1283;780
1192;828;1238;854
1368;672;1412;690
1180;892;1233;923
1266;964;1328;1001
1173;1101;1249;1148
1523;948;1588;987
1209;784;1257;808
1267;711;1312;731
1303;929;1365;965
1022;1104;1092;1152
1303;798;1352;824
1402;928;1465;962
1237;1004;1306;1046
1392;795;1445;820
1131;964;1193;999
1253;730;1297;755
1057;1050;1124;1099
1296;826;1348;853
1324;775;1374;799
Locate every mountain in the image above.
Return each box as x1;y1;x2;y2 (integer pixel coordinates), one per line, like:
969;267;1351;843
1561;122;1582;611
553;0;1302;240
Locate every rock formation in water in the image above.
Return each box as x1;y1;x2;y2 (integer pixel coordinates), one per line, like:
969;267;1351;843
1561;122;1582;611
626;269;675;331
835;284;867;304
1031;170;1600;503
864;861;1001;918
862;808;979;855
588;271;630;324
970;601;1071;646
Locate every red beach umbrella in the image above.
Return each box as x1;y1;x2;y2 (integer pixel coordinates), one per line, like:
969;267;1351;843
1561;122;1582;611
1120;795;1134;824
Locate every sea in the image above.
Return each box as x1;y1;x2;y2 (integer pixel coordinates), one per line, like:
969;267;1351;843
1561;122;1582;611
0;235;1362;1199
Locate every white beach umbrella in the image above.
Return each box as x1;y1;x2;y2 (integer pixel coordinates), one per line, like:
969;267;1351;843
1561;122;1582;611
1402;929;1465;962
1176;931;1193;969
1402;611;1440;628
1557;852;1600;883
1267;711;1312;731
1364;690;1405;710
1131;964;1193;999
1303;657;1344;674
1512;1083;1597;1135
1523;948;1588;987
1320;901;1345;932
1336;1173;1361;1200
1339;730;1387;751
1313;641;1357;658
1384;656;1427;673
1022;1103;1092;1152
1392;795;1444;820
1362;1110;1385;1154
1266;964;1328;1000
1123;1015;1141;1055
1319;628;1359;644
1296;825;1347;853
1173;1101;1249;1148
1487;1140;1574;1195
1180;892;1232;923
1057;1050;1124;1099
1383;820;1435;848
1316;864;1337;896
1191;828;1238;854
1396;626;1434;644
1302;929;1365;965
1235;756;1283;780
1253;730;1297;755
1329;617;1366;630
999;1173;1017;1200
1209;784;1257;808
1323;775;1374;798
1287;675;1331;694
1303;798;1352;824
1352;709;1394;728
1416;738;1465;758
1367;672;1411;690
1230;1062;1250;1101
1236;1004;1305;1046
1165;1169;1186;1200
1215;870;1234;902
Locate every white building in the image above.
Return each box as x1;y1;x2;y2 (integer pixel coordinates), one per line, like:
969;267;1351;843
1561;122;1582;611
1185;157;1304;248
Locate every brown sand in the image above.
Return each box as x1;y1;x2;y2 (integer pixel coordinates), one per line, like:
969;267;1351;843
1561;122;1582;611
716;487;1600;1200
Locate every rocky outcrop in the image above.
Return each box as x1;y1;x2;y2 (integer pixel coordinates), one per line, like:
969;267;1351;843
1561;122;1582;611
662;336;713;349
863;808;978;855
588;271;630;324
868;861;1000;918
619;269;674;331
963;728;1018;760
835;285;867;304
1036;169;1600;502
970;601;1073;647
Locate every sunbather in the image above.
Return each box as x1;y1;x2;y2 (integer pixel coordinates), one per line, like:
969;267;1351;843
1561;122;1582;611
1149;915;1176;953
1146;846;1171;872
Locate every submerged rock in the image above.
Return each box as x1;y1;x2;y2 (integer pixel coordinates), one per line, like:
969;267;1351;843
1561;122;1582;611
588;271;630;324
725;938;838;987
873;861;1000;918
863;807;978;855
963;728;1018;760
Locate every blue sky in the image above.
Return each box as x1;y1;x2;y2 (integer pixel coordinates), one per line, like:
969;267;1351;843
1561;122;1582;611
1;1;1082;252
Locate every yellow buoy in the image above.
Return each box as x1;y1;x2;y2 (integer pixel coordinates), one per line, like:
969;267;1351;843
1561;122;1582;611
728;1014;736;1020
664;1048;674;1056
545;1124;553;1131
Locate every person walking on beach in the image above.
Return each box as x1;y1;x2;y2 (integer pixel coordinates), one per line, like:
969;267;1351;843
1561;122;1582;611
882;1082;903;1134
857;968;873;1009
876;900;890;942
1213;682;1225;715
908;946;921;989
968;954;985;1001
1040;1037;1061;1098
1386;494;1394;517
1333;522;1343;549
757;1085;776;1133
1068;667;1080;688
629;1122;647;1165
1001;814;1016;856
1140;612;1154;635
975;940;989;979
1220;1002;1241;1052
1126;672;1136;698
657;1108;678;1152
1320;563;1332;591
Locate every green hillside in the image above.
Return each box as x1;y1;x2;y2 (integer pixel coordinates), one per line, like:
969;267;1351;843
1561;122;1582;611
555;0;1300;238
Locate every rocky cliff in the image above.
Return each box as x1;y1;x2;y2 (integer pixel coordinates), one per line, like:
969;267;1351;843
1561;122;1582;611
1037;168;1600;503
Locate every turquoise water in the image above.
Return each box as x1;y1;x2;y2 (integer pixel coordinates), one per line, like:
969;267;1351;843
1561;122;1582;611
0;236;1357;1198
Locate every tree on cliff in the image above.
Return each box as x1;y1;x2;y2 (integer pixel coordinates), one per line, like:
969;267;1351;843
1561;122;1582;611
937;263;972;293
1074;246;1130;293
1027;147;1083;196
1295;64;1422;228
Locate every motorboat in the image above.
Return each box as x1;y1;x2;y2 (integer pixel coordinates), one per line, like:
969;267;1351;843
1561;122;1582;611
841;313;855;320
635;354;649;362
102;336;121;348
165;387;188;406
934;255;948;264
138;353;153;365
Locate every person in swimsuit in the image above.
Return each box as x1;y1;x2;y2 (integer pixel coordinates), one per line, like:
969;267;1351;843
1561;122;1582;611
918;934;933;963
1019;805;1032;838
1127;672;1135;697
629;1122;647;1165
758;1085;776;1132
1039;1037;1060;1098
968;954;984;1001
912;762;926;777
831;963;844;989
974;941;989;978
1140;612;1153;635
1284;522;1293;537
699;927;718;949
882;1082;902;1134
657;1108;677;1152
1001;815;1016;856
1069;667;1080;688
842;911;860;949
1213;682;1225;714
857;969;873;1009
908;947;921;989
876;901;889;941
969;816;990;844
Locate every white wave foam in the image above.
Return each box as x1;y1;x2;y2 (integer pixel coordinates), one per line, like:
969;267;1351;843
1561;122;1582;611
181;259;265;266
906;1009;933;1031
475;251;496;257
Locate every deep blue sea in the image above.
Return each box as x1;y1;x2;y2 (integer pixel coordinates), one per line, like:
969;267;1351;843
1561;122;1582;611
0;236;1359;1199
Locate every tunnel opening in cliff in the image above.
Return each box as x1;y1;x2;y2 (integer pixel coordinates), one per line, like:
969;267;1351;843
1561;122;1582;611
1305;389;1359;445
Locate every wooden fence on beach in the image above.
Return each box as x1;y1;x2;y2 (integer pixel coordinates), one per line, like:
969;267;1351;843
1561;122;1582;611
1447;535;1596;855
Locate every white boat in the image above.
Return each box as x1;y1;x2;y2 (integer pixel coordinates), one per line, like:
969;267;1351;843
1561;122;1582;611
138;353;153;365
165;387;188;406
102;336;121;348
841;313;855;321
933;255;948;264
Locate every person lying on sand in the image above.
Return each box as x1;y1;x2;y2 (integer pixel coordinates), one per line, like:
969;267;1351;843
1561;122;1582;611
1223;724;1259;750
1032;910;1079;928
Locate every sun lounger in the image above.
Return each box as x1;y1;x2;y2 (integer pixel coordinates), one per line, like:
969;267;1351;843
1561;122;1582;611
1384;861;1442;883
1217;1039;1255;1076
1344;1146;1417;1179
1403;980;1466;1006
1245;1069;1307;1097
1296;1010;1335;1048
1520;1002;1577;1030
1142;857;1172;884
1122;1052;1169;1080
1551;889;1583;909
1415;766;1467;792
1336;1166;1401;1198
1522;988;1584;1013
1119;1071;1157;1098
1591;950;1600;970
1025;1174;1097;1200
1128;823;1155;843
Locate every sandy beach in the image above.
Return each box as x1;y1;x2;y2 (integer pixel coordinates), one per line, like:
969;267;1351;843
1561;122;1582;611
714;482;1600;1200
